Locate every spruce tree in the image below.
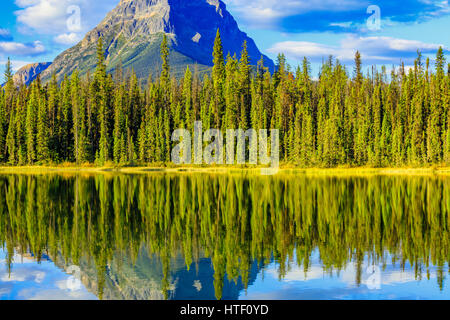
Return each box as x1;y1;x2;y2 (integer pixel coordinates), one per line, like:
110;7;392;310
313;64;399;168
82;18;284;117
224;54;238;131
25;82;39;164
36;91;50;162
4;58;15;113
299;57;315;166
354;51;363;85
238;41;251;130
212;29;226;128
128;71;141;140
6;110;16;165
59;75;74;161
410;60;426;164
71;70;86;164
370;80;383;166
0;91;6;163
160;34;171;103
47;74;59;161
94;38;110;164
427;57;442;163
113;83;126;164
183;66;193;132
436;47;446;80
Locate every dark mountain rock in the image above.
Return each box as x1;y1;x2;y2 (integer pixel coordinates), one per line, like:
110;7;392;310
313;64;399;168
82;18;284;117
13;62;52;85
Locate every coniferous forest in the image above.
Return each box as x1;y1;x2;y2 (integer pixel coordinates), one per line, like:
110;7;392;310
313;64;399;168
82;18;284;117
0;31;449;168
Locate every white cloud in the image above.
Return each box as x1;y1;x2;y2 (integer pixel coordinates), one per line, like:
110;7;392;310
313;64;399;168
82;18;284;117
21;288;96;300
14;0;118;42
54;32;82;45
224;0;365;27
267;265;325;282
268;35;445;65
1;254;41;263
0;41;45;56
0;287;11;296
0;29;12;39
15;0;71;35
429;0;450;15
225;0;363;16
0;269;46;283
224;0;450;32
266;260;436;288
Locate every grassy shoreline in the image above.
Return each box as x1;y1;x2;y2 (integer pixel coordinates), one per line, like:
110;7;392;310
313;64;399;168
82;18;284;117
0;164;450;176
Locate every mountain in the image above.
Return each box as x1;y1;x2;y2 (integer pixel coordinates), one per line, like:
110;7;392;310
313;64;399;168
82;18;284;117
54;249;262;300
40;0;274;83
12;62;52;85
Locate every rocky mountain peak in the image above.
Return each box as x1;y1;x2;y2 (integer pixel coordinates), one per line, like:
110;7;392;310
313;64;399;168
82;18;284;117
39;0;273;82
13;62;52;86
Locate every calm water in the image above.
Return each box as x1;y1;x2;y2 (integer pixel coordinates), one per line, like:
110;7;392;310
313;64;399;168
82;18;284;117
0;173;449;300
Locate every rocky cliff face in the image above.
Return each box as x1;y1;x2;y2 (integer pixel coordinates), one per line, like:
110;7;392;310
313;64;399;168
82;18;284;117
13;62;52;85
40;0;273;82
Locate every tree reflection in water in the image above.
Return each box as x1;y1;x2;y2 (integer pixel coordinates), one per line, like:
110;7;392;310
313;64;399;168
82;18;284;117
0;173;448;299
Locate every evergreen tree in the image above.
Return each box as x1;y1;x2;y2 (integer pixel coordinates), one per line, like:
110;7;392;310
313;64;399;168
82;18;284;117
128;71;141;140
183;66;193;132
369;78;383;166
299;57;315;166
94;38;110;164
354;51;363;85
0;91;6;162
25;82;39;164
47;74;59;161
36;89;50;162
71;70;87;164
427;57;442;163
212;29;226;128
436;47;446;80
224;54;239;131
238;41;251;130
4;58;15;114
160;34;171;103
410;60;426;164
5;108;15;164
113;83;126;163
59;75;74;161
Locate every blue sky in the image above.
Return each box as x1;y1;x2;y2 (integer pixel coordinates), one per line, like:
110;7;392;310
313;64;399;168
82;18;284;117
0;0;449;78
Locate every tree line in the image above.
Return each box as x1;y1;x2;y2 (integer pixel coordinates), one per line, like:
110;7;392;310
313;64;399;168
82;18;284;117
0;30;449;167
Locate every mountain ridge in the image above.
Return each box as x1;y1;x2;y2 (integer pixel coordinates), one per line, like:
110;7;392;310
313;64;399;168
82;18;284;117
8;62;52;86
36;0;273;83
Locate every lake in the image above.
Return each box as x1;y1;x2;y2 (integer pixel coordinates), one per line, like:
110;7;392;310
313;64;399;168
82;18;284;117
0;173;449;300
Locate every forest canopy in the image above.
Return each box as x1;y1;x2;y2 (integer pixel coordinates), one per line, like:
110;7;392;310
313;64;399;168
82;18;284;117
0;32;449;168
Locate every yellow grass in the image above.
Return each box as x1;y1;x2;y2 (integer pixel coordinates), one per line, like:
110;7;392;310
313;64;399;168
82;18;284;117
1;163;450;176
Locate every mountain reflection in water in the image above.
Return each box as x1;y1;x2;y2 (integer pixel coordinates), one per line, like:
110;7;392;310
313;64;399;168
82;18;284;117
0;173;449;300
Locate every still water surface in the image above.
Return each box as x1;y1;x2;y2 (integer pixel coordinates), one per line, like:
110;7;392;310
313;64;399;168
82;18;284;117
0;173;449;300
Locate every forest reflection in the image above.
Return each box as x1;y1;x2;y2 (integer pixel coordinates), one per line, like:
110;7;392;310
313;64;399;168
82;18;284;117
0;173;449;299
